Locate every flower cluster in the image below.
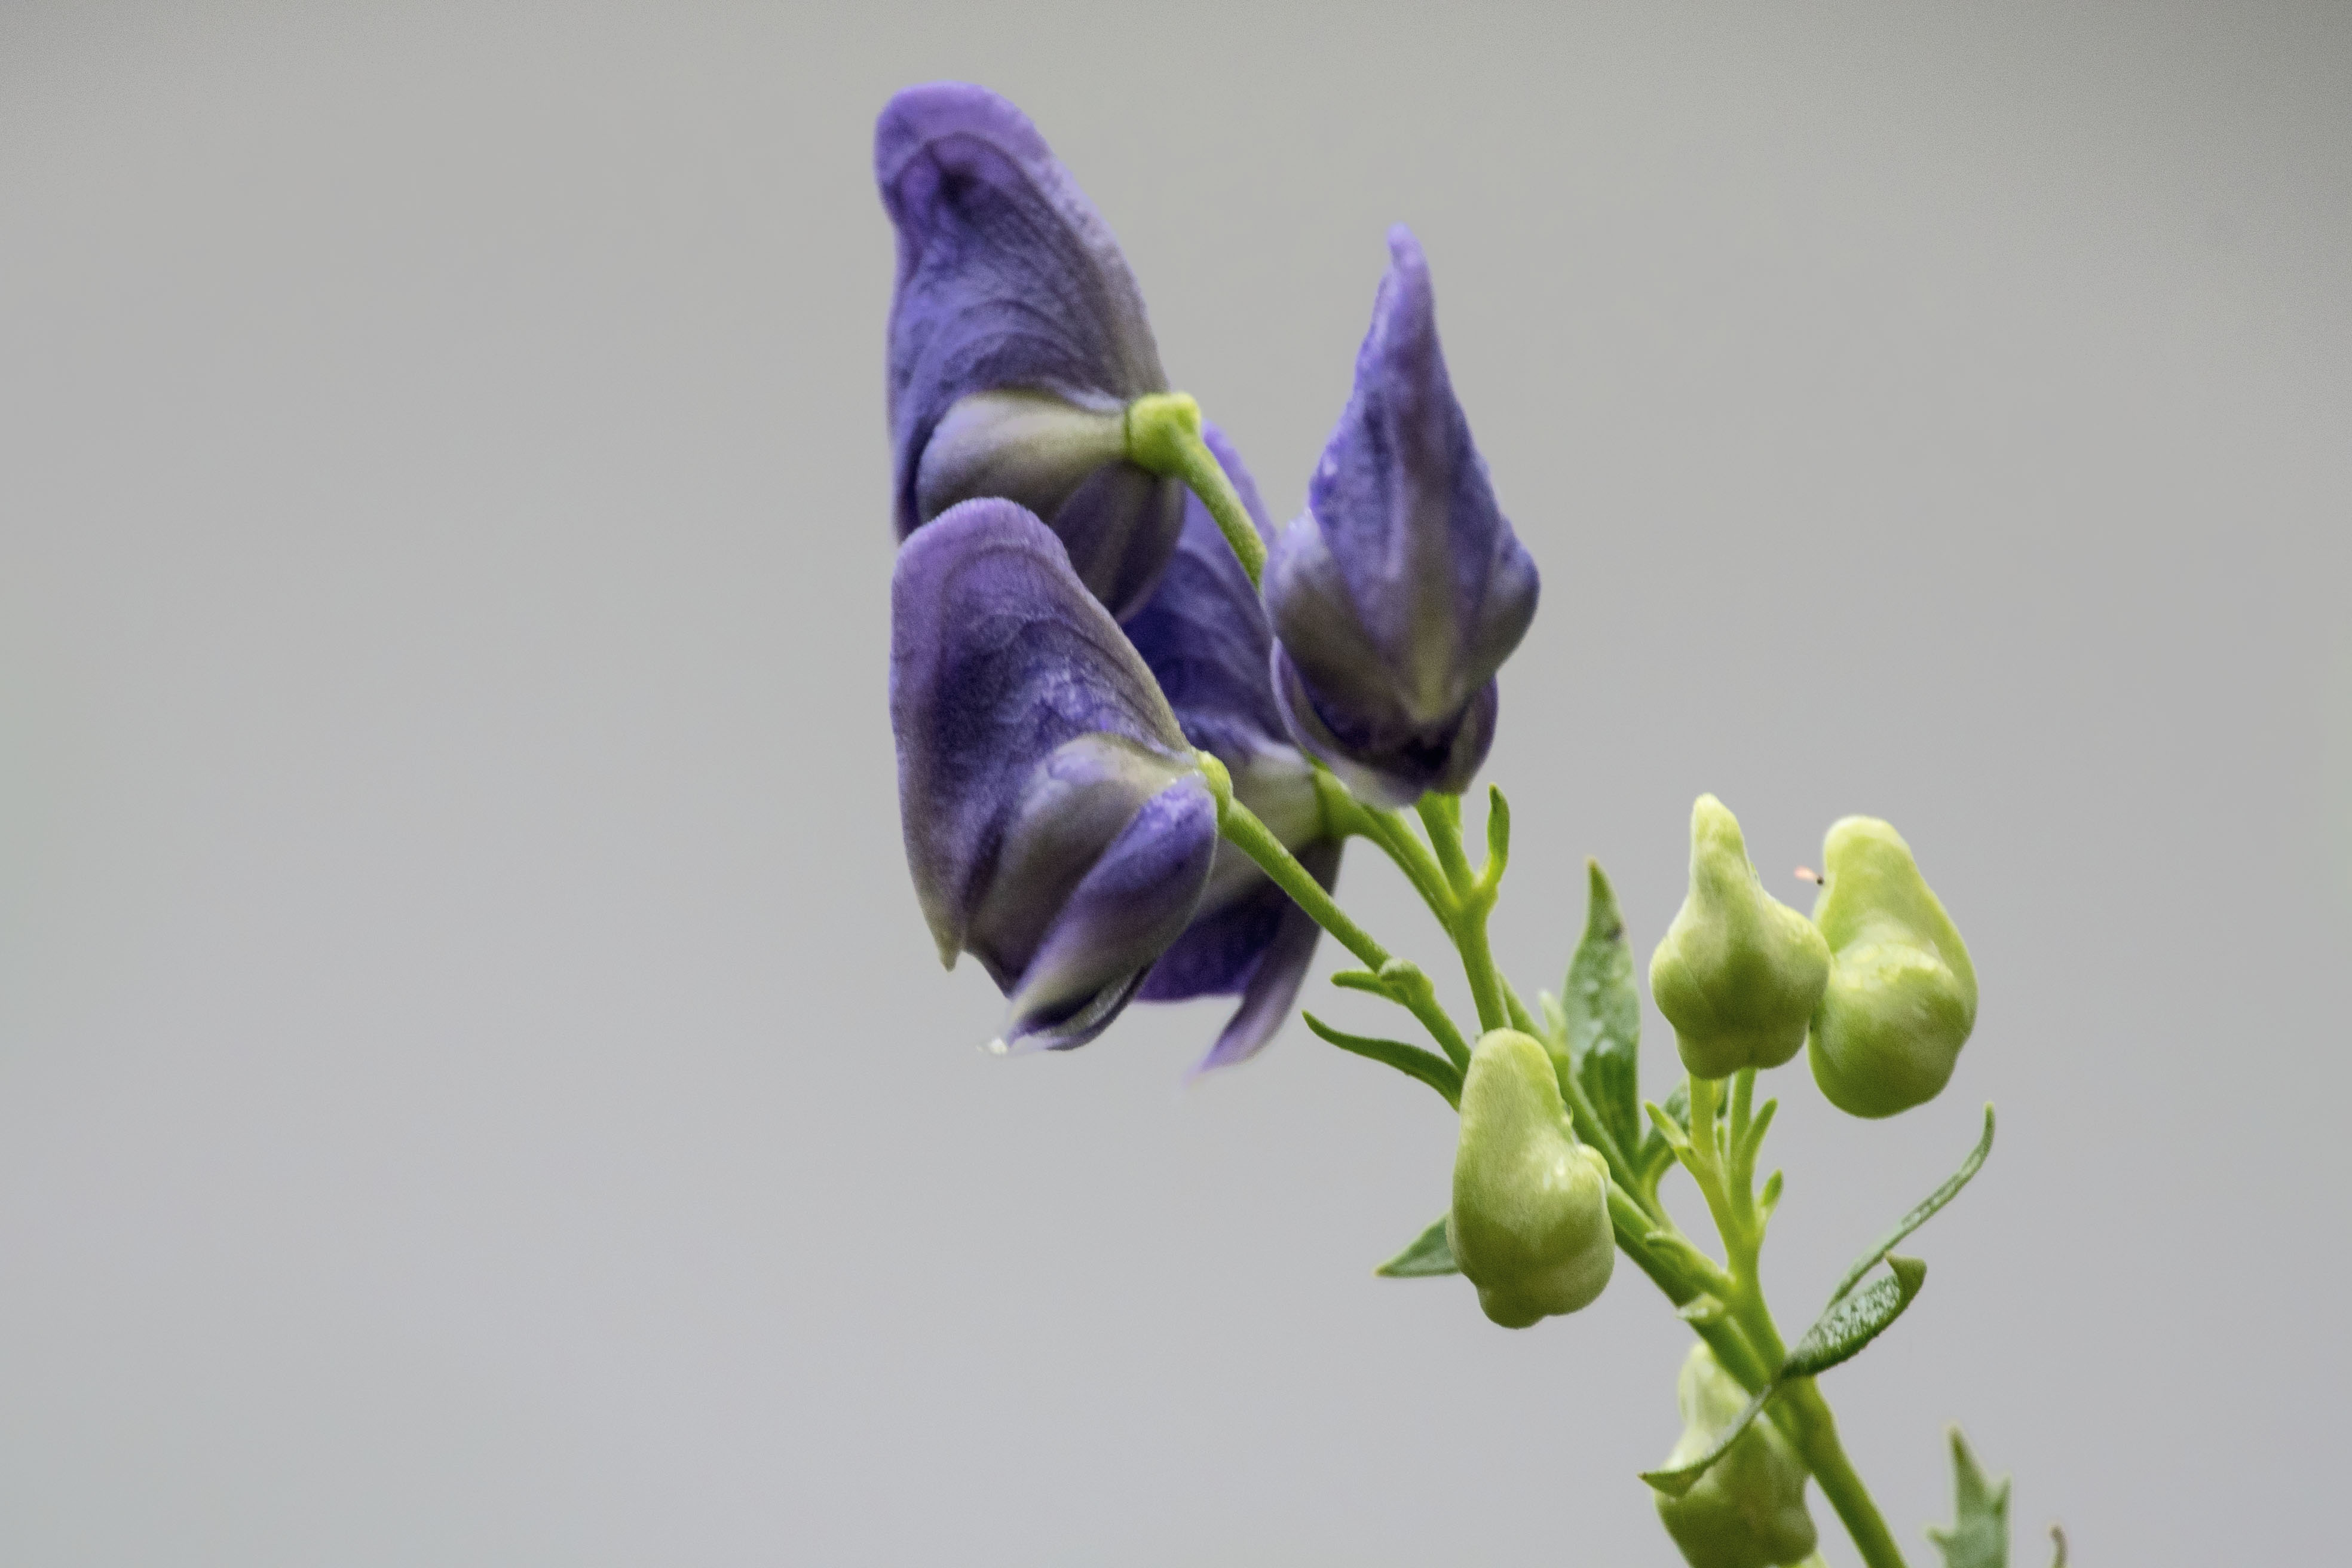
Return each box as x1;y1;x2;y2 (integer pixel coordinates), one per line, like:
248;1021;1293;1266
869;81;2014;1568
876;82;1536;1067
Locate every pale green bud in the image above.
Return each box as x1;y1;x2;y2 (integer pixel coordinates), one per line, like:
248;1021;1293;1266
1447;1030;1615;1328
1655;1344;1819;1568
1650;796;1832;1079
1806;816;1977;1118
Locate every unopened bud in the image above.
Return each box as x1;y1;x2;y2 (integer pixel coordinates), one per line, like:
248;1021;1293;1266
1447;1030;1615;1328
1650;797;1832;1079
1806;817;1977;1118
1655;1344;1819;1568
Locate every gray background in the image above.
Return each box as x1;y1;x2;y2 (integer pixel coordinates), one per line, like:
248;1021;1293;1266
1;2;2347;1563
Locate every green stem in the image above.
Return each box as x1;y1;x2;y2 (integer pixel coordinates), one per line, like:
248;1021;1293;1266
1781;1382;1911;1568
1414;795;1510;1034
1123;391;1266;588
1209;782;1471;1067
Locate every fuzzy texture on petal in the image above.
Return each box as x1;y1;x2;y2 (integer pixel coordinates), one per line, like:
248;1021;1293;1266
878;82;1183;617
1122;427;1342;1068
890;498;1215;1048
1264;225;1538;805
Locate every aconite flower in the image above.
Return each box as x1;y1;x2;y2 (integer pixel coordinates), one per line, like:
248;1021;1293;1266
1263;225;1538;806
877;82;1184;618
1123;425;1341;1071
889;498;1217;1051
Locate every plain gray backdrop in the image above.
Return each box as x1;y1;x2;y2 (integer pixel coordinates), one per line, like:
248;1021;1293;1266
2;2;2347;1563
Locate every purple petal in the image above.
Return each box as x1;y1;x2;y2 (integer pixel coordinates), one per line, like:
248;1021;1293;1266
1265;225;1538;796
1135;838;1342;1073
878;83;1182;616
889;499;1190;967
1003;775;1219;1051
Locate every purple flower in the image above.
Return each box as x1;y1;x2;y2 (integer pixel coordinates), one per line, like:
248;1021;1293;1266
890;498;1218;1051
1121;427;1342;1071
878;82;1185;620
1264;226;1539;807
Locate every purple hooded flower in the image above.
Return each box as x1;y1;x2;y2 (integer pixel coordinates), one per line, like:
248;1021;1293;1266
1120;427;1342;1071
878;82;1185;620
891;497;1218;1052
1264;225;1539;807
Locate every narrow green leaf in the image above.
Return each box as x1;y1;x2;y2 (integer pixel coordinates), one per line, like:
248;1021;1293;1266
1828;1104;1995;1305
1374;1214;1459;1277
1483;785;1511;875
1758;1168;1784;1224
1330;968;1388;996
1639;1382;1774;1498
1302;1012;1462;1107
1925;1425;2013;1568
1782;1255;1927;1378
1563;860;1643;1157
1637;1080;1691;1181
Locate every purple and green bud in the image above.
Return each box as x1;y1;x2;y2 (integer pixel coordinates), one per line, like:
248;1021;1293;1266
1447;1029;1615;1328
889;498;1217;1052
1806;817;1977;1119
1654;1343;1820;1568
878;82;1185;618
1650;796;1833;1079
1264;225;1539;807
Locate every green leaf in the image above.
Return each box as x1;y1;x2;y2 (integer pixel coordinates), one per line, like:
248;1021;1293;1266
1302;1013;1462;1107
1925;1425;2012;1568
1827;1104;1995;1306
1563;860;1643;1157
1781;1255;1927;1378
1373;1214;1459;1277
1639;1381;1774;1498
1645;1253;1927;1498
1636;1082;1691;1186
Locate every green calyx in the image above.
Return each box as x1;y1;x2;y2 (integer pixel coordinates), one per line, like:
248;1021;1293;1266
1447;1030;1614;1328
1806;816;1976;1119
1650;795;1831;1079
1654;1344;1820;1568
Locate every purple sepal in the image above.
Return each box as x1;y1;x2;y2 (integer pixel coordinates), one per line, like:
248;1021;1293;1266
877;82;1183;617
889;498;1214;1049
1005;775;1219;1051
1264;225;1538;803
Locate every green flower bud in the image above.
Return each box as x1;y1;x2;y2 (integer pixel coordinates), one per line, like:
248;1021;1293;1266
1806;816;1977;1118
1655;1344;1819;1568
1649;795;1832;1079
1447;1030;1614;1328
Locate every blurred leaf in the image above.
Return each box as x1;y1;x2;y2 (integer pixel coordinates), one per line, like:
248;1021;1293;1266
1783;1255;1927;1378
1374;1215;1459;1277
1563;860;1643;1157
1303;1012;1462;1108
1828;1104;1994;1304
1925;1426;2012;1568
